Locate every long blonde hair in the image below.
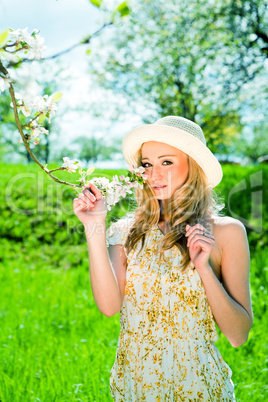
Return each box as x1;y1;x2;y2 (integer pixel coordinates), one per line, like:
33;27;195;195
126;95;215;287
124;148;223;271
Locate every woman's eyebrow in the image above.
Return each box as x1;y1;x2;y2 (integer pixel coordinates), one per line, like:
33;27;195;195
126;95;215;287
141;155;177;160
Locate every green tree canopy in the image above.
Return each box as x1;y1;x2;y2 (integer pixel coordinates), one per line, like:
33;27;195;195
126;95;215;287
71;135;121;163
89;0;268;156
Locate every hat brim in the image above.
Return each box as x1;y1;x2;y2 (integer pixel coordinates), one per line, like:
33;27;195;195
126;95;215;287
122;124;223;188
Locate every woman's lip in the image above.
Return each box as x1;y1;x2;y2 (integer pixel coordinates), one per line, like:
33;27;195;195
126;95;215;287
153;185;167;190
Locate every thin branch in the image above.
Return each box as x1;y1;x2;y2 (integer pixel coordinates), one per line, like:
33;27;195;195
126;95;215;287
23;112;44;128
5;41;17;48
6;21;113;68
0;20;114;189
7;78;81;188
48;167;67;173
45;21;113;60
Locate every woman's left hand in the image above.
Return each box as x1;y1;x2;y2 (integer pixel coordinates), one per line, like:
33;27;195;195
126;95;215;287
185;224;215;273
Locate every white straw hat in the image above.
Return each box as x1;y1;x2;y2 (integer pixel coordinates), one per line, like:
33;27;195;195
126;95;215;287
122;116;223;188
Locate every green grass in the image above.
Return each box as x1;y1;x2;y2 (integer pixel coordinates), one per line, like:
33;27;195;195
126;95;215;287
0;263;118;402
0;162;267;401
0;253;267;401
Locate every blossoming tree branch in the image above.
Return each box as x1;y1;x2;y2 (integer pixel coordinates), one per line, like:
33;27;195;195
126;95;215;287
0;2;148;211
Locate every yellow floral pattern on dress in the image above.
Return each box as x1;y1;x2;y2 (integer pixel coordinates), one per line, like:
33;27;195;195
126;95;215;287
106;217;236;401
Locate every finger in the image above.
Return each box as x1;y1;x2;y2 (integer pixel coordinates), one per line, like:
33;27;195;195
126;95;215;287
78;193;94;208
186;228;204;243
188;235;215;249
78;193;91;203
73;198;84;208
73;198;87;209
74;203;86;212
83;183;103;200
186;223;204;237
186;224;213;238
73;200;85;211
187;229;214;244
188;230;215;242
82;189;96;202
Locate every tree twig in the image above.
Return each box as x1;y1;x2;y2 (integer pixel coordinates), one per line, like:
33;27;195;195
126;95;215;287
0;20;114;189
6;77;81;188
23;112;44;128
6;21;113;68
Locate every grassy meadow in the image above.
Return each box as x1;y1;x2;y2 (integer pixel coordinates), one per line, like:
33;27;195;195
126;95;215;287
0;163;267;401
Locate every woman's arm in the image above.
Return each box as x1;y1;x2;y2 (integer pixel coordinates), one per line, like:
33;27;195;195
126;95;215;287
73;183;127;317
84;223;127;317
186;218;253;347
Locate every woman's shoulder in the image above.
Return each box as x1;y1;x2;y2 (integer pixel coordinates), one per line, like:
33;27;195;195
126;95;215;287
107;214;135;232
106;213;136;247
211;215;246;231
113;213;136;227
209;215;248;246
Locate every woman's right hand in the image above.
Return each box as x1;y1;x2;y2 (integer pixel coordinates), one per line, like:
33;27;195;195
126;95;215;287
73;183;108;226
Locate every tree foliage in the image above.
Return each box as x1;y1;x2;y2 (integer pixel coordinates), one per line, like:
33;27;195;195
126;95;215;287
71;135;121;163
89;0;268;156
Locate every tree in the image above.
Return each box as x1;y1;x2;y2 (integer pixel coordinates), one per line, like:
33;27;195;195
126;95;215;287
0;63;63;164
89;0;268;156
71;135;121;163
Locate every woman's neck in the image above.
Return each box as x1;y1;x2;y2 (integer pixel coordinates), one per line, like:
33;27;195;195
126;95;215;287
159;200;169;223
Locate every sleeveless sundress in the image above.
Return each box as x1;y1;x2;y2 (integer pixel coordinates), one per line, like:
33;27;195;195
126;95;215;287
106;216;235;401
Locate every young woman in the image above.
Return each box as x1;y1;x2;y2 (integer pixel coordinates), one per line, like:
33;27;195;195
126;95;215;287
73;116;253;401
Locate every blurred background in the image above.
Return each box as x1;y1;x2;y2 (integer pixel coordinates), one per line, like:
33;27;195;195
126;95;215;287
1;0;268;168
0;0;267;401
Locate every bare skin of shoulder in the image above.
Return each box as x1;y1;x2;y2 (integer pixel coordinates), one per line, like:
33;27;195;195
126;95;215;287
207;215;246;283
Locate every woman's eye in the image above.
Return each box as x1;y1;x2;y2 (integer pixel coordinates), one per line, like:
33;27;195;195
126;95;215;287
141;161;173;167
163;160;173;165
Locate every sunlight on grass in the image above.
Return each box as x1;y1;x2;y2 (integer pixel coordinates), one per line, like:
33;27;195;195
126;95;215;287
0;164;267;401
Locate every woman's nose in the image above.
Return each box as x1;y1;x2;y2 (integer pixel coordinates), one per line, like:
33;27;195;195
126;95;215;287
150;165;163;181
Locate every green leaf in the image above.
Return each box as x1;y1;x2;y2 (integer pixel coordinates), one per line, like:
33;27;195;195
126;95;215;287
81;35;91;44
89;0;102;7
86;49;91;55
38;114;46;123
51;92;63;102
79;166;83;175
0;30;9;47
116;1;130;17
87;167;95;175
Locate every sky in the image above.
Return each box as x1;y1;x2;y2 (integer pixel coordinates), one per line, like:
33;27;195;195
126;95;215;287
0;0;137;168
0;0;100;54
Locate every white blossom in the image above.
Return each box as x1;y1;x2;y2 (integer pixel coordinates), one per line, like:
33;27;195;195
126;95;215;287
89;177;110;189
18;104;32;117
1;50;18;63
62;157;79;173
31;120;49;137
74;164;148;211
12;27;33;44
32;95;58;120
0;76;12;93
27;34;46;60
11;27;46;60
133;166;146;174
12;93;58;122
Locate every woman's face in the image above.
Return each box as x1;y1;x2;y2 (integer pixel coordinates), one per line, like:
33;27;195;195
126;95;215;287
141;141;189;200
